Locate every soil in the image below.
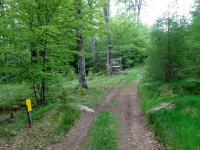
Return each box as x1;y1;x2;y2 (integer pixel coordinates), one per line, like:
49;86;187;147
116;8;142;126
48;79;160;150
112;79;160;150
47;85;121;150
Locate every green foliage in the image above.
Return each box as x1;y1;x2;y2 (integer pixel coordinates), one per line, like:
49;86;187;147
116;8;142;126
0;67;142;149
0;0;108;103
54;104;81;134
185;0;200;78
147;15;188;82
171;78;200;94
110;15;149;68
142;7;200;149
0;82;32;109
147;0;200;82
86;111;119;150
85;13;149;72
139;78;200;150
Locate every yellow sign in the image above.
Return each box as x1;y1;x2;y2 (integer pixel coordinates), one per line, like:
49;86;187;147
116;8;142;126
26;99;32;112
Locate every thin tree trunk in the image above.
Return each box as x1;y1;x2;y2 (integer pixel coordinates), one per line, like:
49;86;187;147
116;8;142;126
36;0;47;104
104;0;112;75
166;15;171;83
92;36;97;70
0;0;5;62
28;5;41;104
87;0;97;71
76;0;88;88
136;0;142;24
32;80;39;104
40;0;49;105
125;0;142;25
0;0;4;27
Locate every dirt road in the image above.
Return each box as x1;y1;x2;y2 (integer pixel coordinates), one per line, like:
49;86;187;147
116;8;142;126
48;79;160;150
47;85;121;150
112;79;160;150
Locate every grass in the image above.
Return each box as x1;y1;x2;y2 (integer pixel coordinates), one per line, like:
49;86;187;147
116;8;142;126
139;78;200;150
66;67;142;107
0;82;32;109
86;112;119;150
85;67;142;150
0;103;81;150
0;66;142;149
14;104;81;150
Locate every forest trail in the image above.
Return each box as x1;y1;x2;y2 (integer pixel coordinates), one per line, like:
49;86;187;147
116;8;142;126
47;83;121;150
112;79;160;150
48;79;160;150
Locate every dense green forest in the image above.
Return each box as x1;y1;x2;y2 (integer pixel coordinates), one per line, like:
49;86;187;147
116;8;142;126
0;0;200;149
140;0;200;149
0;0;148;104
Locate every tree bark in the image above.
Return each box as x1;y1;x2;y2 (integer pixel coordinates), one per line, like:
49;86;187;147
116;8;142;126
77;28;88;88
28;5;40;104
40;0;49;105
165;15;171;83
87;0;97;71
136;0;142;24
124;0;143;24
92;36;97;69
76;0;88;88
0;0;4;22
104;0;112;75
34;0;47;105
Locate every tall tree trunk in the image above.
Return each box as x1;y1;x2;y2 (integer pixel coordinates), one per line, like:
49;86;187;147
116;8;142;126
35;0;47;104
136;0;142;24
104;0;112;75
0;0;6;61
0;0;4;26
87;0;97;71
136;0;141;24
40;0;49;105
76;0;88;88
28;5;40;104
92;36;97;69
165;14;171;83
125;0;143;25
0;0;5;62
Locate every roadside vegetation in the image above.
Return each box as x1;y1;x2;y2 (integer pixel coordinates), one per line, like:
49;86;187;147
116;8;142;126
85;67;142;150
139;78;200;150
1;0;147;148
139;1;200;149
86;111;119;150
1;0;200;149
0;67;141;150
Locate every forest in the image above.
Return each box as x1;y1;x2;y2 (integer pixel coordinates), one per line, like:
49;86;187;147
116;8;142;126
0;0;200;150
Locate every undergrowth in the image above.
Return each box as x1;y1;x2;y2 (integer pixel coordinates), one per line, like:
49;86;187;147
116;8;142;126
139;78;200;150
0;67;142;149
86;111;119;150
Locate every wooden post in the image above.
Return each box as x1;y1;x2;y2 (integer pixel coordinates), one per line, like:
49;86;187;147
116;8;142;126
27;111;32;128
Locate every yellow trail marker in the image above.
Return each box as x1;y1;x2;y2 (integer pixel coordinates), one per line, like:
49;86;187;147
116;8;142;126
26;99;32;128
26;99;32;112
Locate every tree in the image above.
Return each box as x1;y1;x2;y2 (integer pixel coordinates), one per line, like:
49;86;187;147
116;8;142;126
147;15;188;82
118;0;144;24
0;0;79;104
76;0;88;88
110;14;149;68
87;0;97;71
104;0;112;75
187;0;200;78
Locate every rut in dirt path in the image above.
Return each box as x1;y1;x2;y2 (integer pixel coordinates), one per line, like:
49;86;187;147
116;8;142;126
48;79;160;150
47;85;121;150
112;79;160;150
